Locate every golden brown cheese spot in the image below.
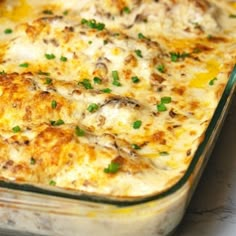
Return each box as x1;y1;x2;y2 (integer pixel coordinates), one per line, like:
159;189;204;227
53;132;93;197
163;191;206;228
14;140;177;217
0;43;8;63
0;73;75;129
190;101;200;111
172;86;186;96
215;83;226;100
152;131;166;145
125;54;138;67
112;155;152;175
31;127;75;180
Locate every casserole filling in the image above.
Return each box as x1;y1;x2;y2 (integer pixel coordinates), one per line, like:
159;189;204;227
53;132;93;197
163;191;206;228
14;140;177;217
0;0;235;197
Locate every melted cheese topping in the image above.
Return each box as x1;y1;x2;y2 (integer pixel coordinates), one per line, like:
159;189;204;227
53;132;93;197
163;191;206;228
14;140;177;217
0;0;235;197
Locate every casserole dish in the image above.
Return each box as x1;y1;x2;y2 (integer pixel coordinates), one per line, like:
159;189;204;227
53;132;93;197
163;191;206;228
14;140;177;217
0;68;235;236
0;1;236;235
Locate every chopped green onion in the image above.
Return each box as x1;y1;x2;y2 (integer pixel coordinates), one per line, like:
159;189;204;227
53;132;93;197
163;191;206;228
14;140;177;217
4;28;13;34
133;120;142;129
103;40;109;45
81;18;105;31
112;70;122;86
42;10;53;15
207;34;213;40
112;80;122;86
123;6;131;14
75;126;85;137
157;64;165;73
50;119;65;126
113;33;120;37
0;70;6;75
170;52;190;62
45;78;52;85
157;103;167;112
19;63;29;68
131;76;140;83
79;79;93;89
30;157;36;165
81;18;88;24
138;33;145;39
209;77;218;86
12;125;21;133
60;56;67;62
229;14;236;18
51;100;57;109
131;144;141;150
94;23;105;31
87;103;99;113
93;77;102;84
161;96;172;104
112;70;119;80
192;47;201;54
170;53;178;62
192;22;201;29
104;162;120;174
159;151;169;156
101;88;112;93
88;40;93;44
38;71;50;76
63;10;69;16
45;53;56;60
49;180;56;186
134;49;143;58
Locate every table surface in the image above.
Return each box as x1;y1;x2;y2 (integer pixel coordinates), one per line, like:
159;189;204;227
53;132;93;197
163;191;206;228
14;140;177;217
174;92;236;236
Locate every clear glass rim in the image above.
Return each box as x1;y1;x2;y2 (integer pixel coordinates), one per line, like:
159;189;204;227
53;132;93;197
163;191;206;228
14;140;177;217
0;65;235;207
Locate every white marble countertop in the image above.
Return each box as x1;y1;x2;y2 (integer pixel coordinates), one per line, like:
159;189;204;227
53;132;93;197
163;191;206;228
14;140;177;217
174;93;236;236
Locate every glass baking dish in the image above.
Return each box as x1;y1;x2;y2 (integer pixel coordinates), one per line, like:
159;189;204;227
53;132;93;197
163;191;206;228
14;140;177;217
0;66;235;236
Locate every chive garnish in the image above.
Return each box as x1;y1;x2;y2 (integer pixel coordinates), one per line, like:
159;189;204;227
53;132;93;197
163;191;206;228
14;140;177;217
81;18;105;31
170;52;190;62
123;7;131;14
138;33;145;39
51;100;57;109
104;162;120;174
160;152;169;156
157;103;167;112
112;70;122;86
131;76;140;83
131;144;141;150
161;96;172;104
79;79;93;89
45;78;52;85
209;77;218;86
157;64;165;73
101;88;112;93
134;49;143;58
50;119;65;126
75;126;85;137
12;125;21;133
93;77;102;84
133;120;142;129
45;53;56;60
42;10;53;15
30;157;36;165
60;56;67;62
49;180;56;186
4;28;13;34
19;63;29;68
87;103;99;113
